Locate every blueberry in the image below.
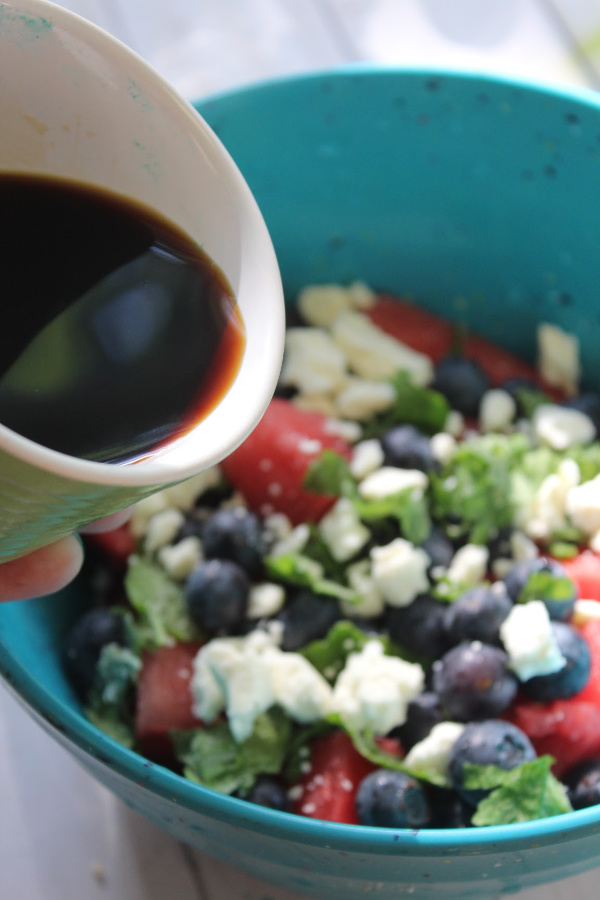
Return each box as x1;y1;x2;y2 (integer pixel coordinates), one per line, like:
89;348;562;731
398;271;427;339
379;425;437;473
201;507;266;577
356;769;431;828
503;557;577;621
520;622;591;701
425;785;473;828
385;595;449;660
420;527;454;574
564;392;600;437
449;720;536;806
564;758;600;810
432;642;518;721
276;590;339;651
432;356;491;418
443;583;513;647
394;692;443;750
185;559;250;634
243;775;291;812
62;607;126;700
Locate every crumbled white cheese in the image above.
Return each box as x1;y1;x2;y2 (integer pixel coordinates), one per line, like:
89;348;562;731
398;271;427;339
263;646;332;723
333;377;396;420
323;417;363;443
566;473;600;537
297;284;354;327
500;600;566;681
358;467;428;501
572;599;600;626
319;498;371;562
263;512;293;544
403;722;466;785
292;394;337;416
329;639;424;734
191;631;276;742
511;530;540;562
522;458;581;541
143;509;185;554
479;389;516;433
280;327;348;396
130;493;171;538
444;410;465;438
446;544;489;587
297;282;375;328
430;432;457;465
533;404;595;451
247;582;286;619
370;538;430;607
330;310;434;386
350;438;385;480
157;536;203;580
338;560;386;618
269;523;311;558
538;322;580;397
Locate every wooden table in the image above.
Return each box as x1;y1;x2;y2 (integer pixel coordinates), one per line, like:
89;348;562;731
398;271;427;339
3;2;600;897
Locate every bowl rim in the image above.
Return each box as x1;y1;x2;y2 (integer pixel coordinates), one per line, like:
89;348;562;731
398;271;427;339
3;629;600;852
5;63;600;853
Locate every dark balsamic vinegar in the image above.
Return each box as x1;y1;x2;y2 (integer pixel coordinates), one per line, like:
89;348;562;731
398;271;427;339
0;173;245;463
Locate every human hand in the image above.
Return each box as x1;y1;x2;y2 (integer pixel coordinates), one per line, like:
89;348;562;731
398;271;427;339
0;509;132;602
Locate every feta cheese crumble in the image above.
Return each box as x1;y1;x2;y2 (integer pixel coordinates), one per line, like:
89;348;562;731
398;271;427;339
319;498;371;562
403;721;466;785
358;467;428;501
500;600;566;681
538;322;580;397
370;538;430;607
446;544;489;587
329;639;424;734
533;404;595;451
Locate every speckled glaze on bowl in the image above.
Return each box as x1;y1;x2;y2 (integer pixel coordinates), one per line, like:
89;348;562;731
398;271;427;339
3;68;600;899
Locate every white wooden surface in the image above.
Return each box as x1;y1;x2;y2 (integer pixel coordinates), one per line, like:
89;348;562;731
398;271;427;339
3;2;600;898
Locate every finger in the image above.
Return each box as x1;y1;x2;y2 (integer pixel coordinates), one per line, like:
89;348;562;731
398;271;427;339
0;535;84;603
79;506;133;535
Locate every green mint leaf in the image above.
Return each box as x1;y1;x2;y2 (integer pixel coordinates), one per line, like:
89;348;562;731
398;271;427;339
172;708;293;796
265;552;359;604
300;620;374;681
431;433;529;544
466;756;572;826
303;451;357;497
548;541;579;560
85;706;136;748
353;487;431;545
124;556;201;650
363;371;449;437
85;643;141;748
518;571;576;607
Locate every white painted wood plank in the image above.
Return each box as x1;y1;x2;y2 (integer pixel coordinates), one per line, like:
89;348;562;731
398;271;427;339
0;684;203;900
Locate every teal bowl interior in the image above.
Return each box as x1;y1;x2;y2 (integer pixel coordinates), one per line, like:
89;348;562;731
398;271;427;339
3;68;600;899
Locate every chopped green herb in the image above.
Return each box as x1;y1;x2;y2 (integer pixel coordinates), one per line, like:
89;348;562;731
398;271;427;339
304;450;357;497
172;708;293;796
431;432;530;545
363;371;450;437
265;552;360;604
518;571;576;607
548;541;579;560
464;756;572;826
85;643;141;748
301;620;374;681
124;556;202;650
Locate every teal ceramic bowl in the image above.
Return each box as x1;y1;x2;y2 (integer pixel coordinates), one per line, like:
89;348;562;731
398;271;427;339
3;69;600;899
